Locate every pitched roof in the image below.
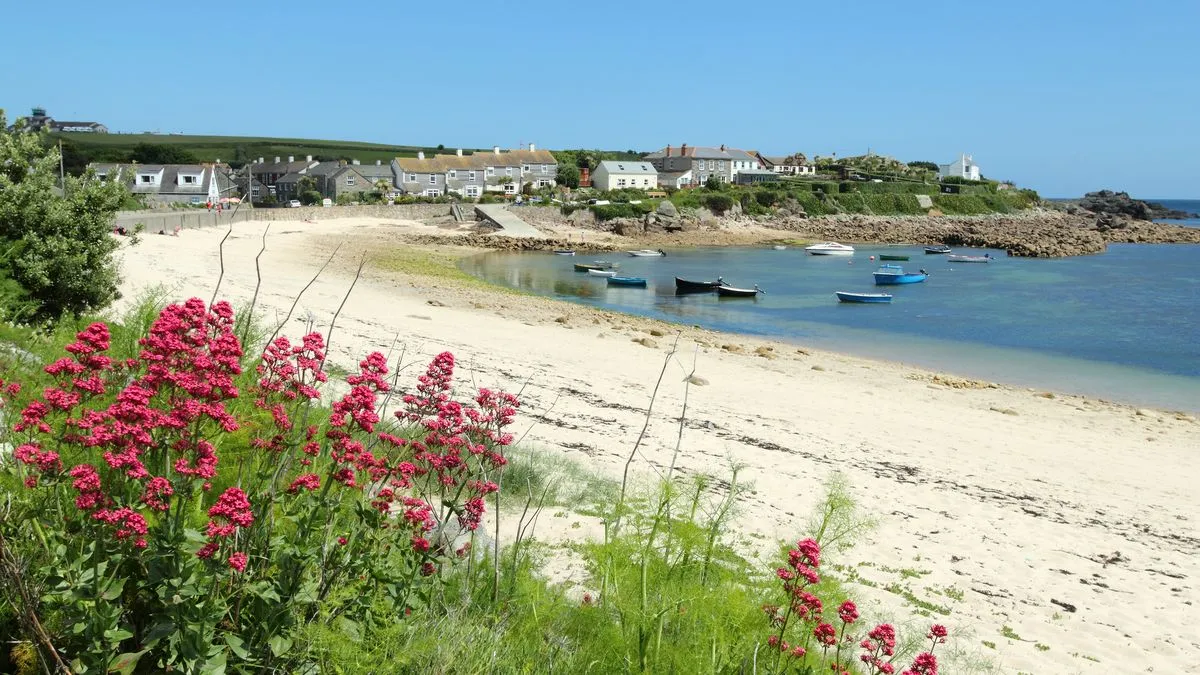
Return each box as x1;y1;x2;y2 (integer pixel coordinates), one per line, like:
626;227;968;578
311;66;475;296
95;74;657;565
597;160;657;175
394;148;556;172
249;159;317;175
645;146;745;160
351;163;394;180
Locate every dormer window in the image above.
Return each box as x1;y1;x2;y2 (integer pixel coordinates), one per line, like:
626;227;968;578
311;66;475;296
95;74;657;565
139;174;155;184
182;175;197;184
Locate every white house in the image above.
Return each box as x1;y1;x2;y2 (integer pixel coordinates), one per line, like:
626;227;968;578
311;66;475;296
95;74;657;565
938;154;981;181
591;160;658;191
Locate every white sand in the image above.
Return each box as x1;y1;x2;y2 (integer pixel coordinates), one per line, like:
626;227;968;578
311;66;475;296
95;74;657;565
115;218;1200;674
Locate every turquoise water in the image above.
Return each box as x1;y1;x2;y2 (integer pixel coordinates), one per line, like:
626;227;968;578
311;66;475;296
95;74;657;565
462;242;1200;410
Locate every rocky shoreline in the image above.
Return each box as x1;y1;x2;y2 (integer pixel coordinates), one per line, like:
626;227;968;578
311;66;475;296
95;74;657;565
507;206;1200;258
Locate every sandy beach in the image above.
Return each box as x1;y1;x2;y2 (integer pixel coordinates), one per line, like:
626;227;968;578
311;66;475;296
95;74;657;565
113;216;1200;674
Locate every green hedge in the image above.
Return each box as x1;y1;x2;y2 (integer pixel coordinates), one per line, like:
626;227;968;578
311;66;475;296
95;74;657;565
592;202;652;221
838;181;939;195
932;195;993;215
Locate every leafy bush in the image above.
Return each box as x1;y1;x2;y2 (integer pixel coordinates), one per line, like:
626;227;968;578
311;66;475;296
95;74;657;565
932;194;993;214
592;202;651;221
705;193;734;214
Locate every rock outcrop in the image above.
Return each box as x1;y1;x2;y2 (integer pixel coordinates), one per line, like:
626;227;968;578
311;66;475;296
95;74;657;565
1077;190;1192;221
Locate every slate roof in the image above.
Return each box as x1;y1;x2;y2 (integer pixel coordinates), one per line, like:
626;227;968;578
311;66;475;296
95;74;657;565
597;160;657;175
87;163;233;196
249;159;318;176
645;146;738;160
394;148;556;173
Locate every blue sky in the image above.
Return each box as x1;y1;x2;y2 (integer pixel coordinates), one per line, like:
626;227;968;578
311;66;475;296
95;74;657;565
3;1;1197;198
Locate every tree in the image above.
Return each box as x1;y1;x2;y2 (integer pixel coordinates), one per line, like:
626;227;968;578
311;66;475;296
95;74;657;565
0;110;129;319
130;142;199;165
373;178;392;201
556;164;581;189
296;176;321;205
705;175;722;191
907;161;939;172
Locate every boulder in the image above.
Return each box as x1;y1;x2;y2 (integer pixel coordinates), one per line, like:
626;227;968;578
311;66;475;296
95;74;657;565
656;200;679;219
612;218;644;236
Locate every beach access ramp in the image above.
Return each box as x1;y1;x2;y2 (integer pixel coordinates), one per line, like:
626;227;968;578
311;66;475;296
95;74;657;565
474;204;543;238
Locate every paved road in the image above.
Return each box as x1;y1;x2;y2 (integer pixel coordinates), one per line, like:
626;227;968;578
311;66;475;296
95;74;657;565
474;204;543;238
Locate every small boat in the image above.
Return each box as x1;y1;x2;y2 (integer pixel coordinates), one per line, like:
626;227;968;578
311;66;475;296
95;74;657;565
628;249;666;257
607;276;648;287
675;276;723;293
573;261;617;272
805;242;855;256
878;254;909;261
553;250;576;256
873;264;928;285
716;284;763;298
836;291;893;304
946;254;992;263
773;245;788;250
924;245;952;255
587;268;617;277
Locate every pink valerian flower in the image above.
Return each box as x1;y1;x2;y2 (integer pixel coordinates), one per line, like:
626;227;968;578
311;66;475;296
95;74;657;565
860;623;898;674
927;624;948;643
93;507;149;548
337;536;348;546
410;536;431;553
287;473;320;494
838;600;859;625
400;351;455;420
197;487;253;558
814;622;838;648
14;442;62;474
142;476;174;511
228;551;248;572
14;400;52;433
901;652;938;675
172;438;218;480
69;463;107;511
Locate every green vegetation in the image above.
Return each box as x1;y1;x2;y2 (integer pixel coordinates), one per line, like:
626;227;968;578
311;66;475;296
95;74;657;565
1;111;129;321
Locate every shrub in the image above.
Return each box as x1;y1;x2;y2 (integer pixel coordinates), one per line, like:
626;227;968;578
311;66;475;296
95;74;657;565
0;301;518;672
705;193;734;214
592;202;650;221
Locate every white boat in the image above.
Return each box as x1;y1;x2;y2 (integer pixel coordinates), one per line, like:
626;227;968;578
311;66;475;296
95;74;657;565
587;268;617;277
628;249;666;257
773;245;787;250
553;249;575;256
804;242;855;256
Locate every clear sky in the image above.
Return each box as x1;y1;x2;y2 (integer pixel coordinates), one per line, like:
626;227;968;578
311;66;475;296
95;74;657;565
3;0;1196;198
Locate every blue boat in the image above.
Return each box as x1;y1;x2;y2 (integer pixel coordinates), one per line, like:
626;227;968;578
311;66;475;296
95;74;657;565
836;291;893;303
873;264;928;285
607;276;648;288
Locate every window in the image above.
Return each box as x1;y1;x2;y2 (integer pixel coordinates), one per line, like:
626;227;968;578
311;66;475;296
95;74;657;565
139;174;154;184
465;185;480;197
718;161;724;170
487;167;494;176
429;174;437;184
504;183;516;194
251;187;260;197
506;167;513;176
541;165;548;174
424;189;441;197
617;179;626;187
522;165;530;173
538;179;551;188
468;171;476;181
406;173;414;182
346;177;356;186
708;160;715;170
449;170;457;179
182;175;196;184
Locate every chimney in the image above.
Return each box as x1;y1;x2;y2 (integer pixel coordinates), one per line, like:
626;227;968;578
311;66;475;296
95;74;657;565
456;148;463;157
376;160;381;165
680;143;688;156
418;151;425;160
306;155;313;162
666;145;672;157
493;146;500;155
288;155;295;162
720;144;725;151
579;166;590;186
529;143;536;152
258;157;264;164
274;156;281;163
352;159;360;165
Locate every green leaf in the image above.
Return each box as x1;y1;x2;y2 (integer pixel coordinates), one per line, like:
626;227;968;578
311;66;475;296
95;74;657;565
268;635;292;657
248;581;281;603
336;616;362;643
101;577;127;601
224;634;250;659
199;651;227;675
104;628;135;643
108;650;147;675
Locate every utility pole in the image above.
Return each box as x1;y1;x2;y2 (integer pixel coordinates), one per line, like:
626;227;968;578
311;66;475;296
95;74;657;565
58;139;66;195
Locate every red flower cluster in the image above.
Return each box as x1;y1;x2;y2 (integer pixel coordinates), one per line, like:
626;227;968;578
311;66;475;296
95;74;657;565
197;487;253;561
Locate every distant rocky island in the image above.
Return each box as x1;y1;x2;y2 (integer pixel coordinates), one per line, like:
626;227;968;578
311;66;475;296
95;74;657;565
1068;190;1194;221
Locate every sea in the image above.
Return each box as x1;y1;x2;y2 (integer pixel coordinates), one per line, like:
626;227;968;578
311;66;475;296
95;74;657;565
461;200;1200;411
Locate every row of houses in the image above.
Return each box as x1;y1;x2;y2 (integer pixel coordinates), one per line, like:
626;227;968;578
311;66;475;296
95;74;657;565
84;144;984;205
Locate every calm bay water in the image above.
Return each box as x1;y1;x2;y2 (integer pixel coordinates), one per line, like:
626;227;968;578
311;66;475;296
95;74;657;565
462;241;1200;411
1153;198;1200;227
